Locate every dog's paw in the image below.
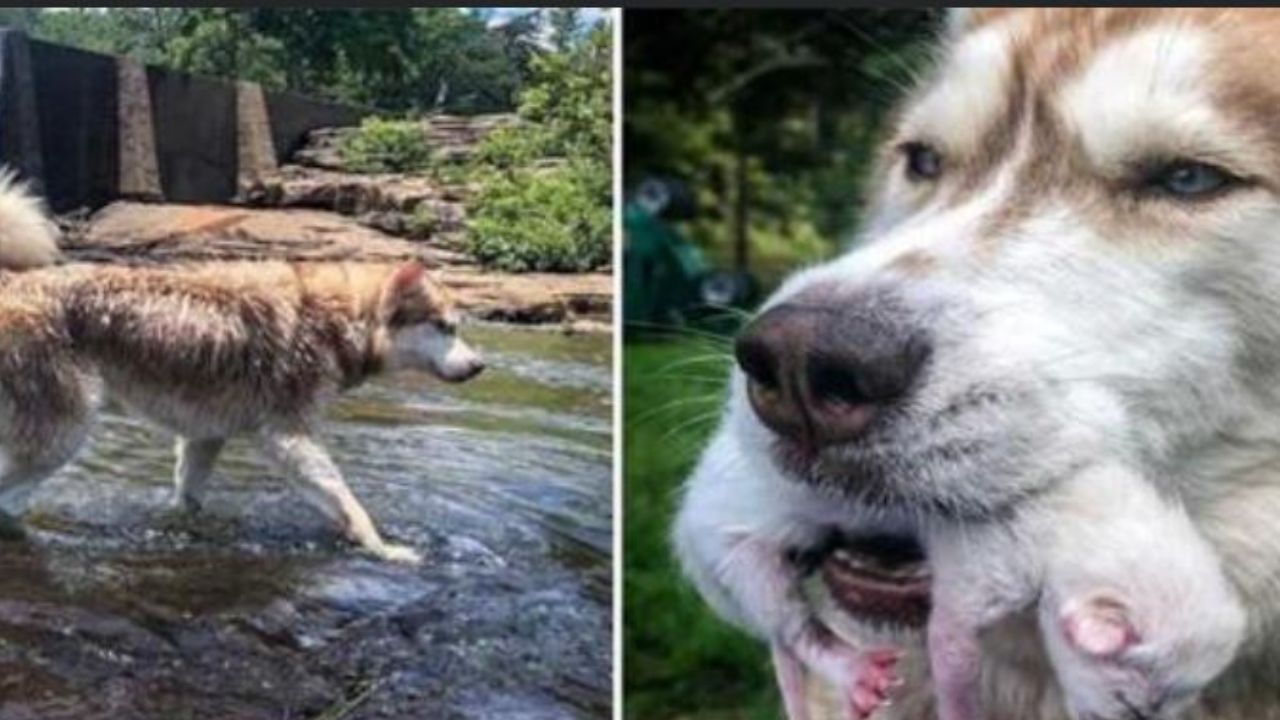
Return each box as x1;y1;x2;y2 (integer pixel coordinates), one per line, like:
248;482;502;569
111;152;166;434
169;492;202;514
372;543;423;565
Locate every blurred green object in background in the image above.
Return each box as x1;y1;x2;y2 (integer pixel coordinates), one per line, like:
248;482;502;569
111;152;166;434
624;177;758;335
623;200;708;329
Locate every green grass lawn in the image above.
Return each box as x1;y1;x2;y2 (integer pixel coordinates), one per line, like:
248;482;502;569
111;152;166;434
623;334;782;720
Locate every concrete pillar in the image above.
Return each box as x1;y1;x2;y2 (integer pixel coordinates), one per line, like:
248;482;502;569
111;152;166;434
116;56;162;201
0;29;44;193
235;80;277;197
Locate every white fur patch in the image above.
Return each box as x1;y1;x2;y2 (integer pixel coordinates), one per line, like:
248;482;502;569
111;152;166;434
0;169;60;270
390;322;481;381
904;23;1016;156
1058;25;1254;175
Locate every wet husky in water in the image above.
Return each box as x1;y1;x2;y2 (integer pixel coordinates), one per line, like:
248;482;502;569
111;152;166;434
0;174;484;563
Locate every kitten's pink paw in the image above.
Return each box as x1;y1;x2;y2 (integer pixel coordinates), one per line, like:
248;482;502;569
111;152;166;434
846;647;902;719
1061;594;1139;659
771;622;901;720
804;631;900;718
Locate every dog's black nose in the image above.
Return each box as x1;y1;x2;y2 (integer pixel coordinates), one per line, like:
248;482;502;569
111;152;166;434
734;298;930;448
463;357;486;380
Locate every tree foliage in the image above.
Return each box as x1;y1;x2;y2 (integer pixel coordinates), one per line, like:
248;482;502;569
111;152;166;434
469;165;611;272
167;9;286;88
625;9;941;289
340;118;433;174
467;20;612;272
10;7;585;114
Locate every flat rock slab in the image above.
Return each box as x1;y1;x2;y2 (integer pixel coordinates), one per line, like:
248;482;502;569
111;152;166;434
440;267;612;325
243;165;472;242
61;202;612;325
293;114;518;170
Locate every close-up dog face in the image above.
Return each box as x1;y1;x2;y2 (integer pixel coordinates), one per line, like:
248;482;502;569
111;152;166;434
379;262;486;384
730;8;1280;519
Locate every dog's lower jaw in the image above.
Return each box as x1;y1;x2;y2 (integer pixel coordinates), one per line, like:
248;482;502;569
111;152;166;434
674;467;900;718
676;426;1052;720
706;533;898;720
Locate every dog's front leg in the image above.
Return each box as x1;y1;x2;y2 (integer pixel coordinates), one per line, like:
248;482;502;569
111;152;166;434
258;429;421;564
172;436;225;511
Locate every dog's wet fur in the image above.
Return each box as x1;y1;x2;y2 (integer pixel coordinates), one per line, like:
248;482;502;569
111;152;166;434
676;9;1280;720
0;173;484;564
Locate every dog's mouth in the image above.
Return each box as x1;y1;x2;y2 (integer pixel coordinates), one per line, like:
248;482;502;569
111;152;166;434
819;532;931;627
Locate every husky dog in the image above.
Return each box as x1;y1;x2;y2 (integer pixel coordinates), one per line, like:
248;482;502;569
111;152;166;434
675;8;1280;720
0;174;484;564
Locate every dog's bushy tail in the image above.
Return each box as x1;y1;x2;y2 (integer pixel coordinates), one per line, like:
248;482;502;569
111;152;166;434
0;169;59;271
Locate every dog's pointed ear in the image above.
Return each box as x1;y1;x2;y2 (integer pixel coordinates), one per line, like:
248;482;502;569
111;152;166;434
378;261;429;323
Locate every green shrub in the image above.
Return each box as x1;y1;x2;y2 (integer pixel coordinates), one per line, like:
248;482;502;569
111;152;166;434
429;160;472;187
340;117;432;173
470;125;542;171
468;162;610;272
406;203;440;239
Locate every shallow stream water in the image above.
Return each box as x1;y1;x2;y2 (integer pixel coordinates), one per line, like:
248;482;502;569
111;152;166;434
0;325;612;720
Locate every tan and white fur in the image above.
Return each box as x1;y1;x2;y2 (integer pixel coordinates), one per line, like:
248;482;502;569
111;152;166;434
675;8;1280;720
0;173;484;564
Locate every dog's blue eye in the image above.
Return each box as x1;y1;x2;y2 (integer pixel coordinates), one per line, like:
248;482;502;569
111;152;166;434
1153;161;1234;198
901;142;942;181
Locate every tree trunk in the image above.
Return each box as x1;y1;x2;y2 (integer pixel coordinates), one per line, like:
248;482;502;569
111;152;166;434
733;123;749;274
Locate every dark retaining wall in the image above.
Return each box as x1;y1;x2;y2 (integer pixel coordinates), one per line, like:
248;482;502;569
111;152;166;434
266;90;365;164
147;68;237;204
0;28;371;213
30;39;118;211
0;31;44;192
